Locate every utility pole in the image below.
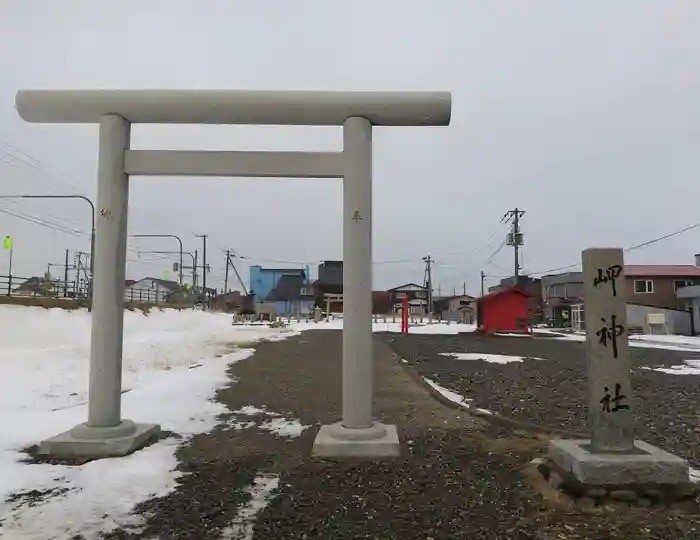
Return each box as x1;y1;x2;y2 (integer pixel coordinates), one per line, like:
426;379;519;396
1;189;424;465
463;281;467;295
46;251;74;298
196;234;208;302
224;249;230;294
64;248;69;297
481;270;485;296
422;255;434;314
193;250;198;289
225;250;248;295
74;251;90;297
195;235;212;310
502;208;525;282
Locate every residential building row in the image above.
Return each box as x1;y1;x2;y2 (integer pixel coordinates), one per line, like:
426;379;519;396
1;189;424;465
246;261;475;322
125;253;700;334
486;254;700;334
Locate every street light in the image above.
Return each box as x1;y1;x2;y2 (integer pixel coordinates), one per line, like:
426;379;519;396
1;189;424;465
137;249;195;284
129;234;183;285
0;194;95;291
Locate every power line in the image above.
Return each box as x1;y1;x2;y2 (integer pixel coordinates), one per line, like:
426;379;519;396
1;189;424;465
486;240;507;265
418;226;507;289
527;220;700;277
127;256;174;265
625;221;700;252
0;206;86;238
0;152;69;194
2;198;87;233
0;137;85;192
0;204;141;258
230;252;422;266
487;260;508;272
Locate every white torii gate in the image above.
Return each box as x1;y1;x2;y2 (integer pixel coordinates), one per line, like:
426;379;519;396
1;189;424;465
16;89;451;458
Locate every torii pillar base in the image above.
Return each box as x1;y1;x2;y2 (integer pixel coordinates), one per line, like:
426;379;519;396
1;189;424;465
39;420;160;459
312;422;400;459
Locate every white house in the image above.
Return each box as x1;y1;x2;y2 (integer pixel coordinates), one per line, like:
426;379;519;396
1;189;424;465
124;278;179;304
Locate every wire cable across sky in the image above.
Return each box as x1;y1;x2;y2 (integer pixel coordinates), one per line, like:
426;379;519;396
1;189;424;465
526;220;700;277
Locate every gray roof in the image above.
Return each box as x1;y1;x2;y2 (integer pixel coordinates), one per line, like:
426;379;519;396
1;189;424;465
388;282;426;291
128;277;181;291
14;276;46;292
267;274;312;301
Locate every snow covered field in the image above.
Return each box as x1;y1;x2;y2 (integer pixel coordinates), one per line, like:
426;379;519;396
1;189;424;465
0;305;294;539
289;318;477;335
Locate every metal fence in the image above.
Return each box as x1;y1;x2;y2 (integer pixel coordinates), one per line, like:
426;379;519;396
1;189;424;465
0;275;217;309
0;274;90;299
124;287;169;304
0;276;169;305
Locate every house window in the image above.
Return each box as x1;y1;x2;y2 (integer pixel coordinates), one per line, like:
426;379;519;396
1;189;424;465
674;280;693;293
634;280;654;294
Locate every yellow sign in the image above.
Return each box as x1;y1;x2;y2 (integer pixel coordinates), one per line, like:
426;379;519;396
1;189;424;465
3;235;12;250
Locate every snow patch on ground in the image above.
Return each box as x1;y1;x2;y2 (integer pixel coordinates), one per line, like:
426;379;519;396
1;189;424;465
258;418;309;438
229;421;258;431
229;405;309;438
0;305;291;540
629;334;700;352
690;468;700;483
440;352;543;364
232;405;281;417
423;376;494;415
539;328;700;352
221;473;280;540
640;359;700;375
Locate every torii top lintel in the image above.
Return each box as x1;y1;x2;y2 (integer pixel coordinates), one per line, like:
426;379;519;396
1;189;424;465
15;89;451;127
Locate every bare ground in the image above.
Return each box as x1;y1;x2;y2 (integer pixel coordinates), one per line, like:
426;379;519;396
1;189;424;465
104;329;700;540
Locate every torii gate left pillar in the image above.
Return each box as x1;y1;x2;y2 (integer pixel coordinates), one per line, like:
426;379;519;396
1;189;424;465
16;89;451;458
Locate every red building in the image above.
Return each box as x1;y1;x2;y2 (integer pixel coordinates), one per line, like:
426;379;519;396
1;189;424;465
476;286;530;334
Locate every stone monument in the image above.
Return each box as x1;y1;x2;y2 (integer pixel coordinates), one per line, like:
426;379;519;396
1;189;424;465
547;248;692;502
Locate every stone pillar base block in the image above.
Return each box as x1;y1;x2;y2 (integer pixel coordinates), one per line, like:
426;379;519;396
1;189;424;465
548;438;689;485
39;420;160;459
312;421;400;458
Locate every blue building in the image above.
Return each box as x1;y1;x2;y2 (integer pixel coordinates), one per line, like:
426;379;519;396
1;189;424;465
249;265;313;313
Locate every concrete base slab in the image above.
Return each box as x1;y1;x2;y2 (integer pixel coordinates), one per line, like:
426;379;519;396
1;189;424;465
548;438;689;485
39;420;161;459
312;421;400;458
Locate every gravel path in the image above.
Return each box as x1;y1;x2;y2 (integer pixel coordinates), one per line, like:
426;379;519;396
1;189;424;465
105;329;700;539
380;331;700;468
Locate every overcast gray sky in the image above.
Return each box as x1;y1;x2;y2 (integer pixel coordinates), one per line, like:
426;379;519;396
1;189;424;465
1;0;699;294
